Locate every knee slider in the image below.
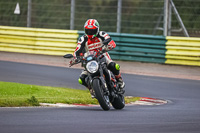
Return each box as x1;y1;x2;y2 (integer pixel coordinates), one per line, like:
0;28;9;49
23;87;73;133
115;63;120;71
78;78;83;85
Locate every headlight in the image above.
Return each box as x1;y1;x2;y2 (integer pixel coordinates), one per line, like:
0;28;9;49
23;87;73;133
86;61;99;73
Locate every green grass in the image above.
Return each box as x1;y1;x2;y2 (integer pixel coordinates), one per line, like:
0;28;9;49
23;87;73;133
0;81;140;107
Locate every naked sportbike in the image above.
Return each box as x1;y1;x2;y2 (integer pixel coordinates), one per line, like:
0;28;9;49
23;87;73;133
64;48;125;111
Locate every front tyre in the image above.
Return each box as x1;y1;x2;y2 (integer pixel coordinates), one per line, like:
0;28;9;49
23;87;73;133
111;94;125;110
93;79;110;111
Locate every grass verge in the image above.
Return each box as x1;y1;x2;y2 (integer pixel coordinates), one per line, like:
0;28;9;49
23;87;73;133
0;81;140;107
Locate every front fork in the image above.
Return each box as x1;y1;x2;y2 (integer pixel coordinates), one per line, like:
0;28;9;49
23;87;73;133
85;73;109;96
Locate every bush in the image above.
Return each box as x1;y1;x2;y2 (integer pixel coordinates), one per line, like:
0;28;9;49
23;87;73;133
27;96;40;106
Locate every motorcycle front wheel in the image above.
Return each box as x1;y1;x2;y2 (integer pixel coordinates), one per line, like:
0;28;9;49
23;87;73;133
93;78;110;111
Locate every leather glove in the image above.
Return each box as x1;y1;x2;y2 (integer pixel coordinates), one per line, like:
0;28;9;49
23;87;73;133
102;45;113;52
102;38;111;46
69;58;78;67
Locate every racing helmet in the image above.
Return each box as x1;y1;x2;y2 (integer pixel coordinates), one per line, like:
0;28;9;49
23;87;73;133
84;19;99;38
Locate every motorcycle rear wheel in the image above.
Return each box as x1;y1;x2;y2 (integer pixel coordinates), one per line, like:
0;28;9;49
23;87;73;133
111;94;125;110
93;79;110;111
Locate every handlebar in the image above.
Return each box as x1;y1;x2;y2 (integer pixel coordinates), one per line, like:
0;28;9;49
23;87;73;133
69;44;111;67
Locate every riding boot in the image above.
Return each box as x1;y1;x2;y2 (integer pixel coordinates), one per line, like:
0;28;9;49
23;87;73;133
115;73;125;94
88;87;95;98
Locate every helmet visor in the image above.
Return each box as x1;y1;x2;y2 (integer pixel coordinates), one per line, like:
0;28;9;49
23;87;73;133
85;28;98;35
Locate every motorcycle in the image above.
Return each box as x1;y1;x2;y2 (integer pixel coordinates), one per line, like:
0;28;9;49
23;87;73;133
63;46;125;111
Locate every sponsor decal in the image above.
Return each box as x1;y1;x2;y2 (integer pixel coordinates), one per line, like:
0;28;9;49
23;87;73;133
87;43;102;50
88;25;93;28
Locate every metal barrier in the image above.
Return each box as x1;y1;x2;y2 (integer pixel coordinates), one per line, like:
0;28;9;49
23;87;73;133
166;36;200;66
0;26;199;66
78;31;167;63
109;33;167;63
0;26;78;55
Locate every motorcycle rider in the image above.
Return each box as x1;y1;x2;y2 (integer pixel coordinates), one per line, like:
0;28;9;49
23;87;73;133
70;19;125;97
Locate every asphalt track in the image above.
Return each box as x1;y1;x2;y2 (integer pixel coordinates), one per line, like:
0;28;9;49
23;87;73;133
0;61;200;133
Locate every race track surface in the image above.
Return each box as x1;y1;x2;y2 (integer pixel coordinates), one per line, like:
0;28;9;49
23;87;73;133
0;61;200;133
